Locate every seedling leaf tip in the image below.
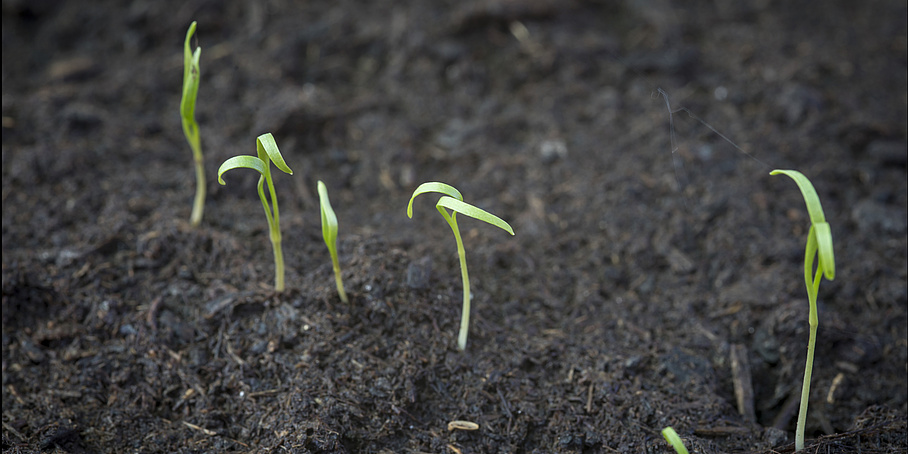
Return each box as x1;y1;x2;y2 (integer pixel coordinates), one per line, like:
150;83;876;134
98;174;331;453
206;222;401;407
661;427;690;454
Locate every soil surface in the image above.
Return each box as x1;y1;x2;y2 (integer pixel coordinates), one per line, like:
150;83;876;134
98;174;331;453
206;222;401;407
2;1;907;453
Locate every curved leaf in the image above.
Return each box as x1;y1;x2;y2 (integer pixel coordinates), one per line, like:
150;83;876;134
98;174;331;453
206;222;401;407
180;22;201;125
318;180;338;246
407;181;464;218
436;196;515;235
814;222;835;280
256;133;293;175
217;155;266;185
770;169;827;224
770;169;835;281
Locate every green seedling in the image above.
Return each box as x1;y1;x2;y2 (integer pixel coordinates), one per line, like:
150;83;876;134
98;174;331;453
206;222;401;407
407;182;514;351
770;169;836;451
181;21;205;227
661;427;689;454
318;180;348;303
218;133;294;292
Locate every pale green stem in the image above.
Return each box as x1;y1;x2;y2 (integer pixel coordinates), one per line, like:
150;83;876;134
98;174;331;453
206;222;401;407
258;172;285;292
440;209;471;351
332;254;348;303
796;231;824;451
189;143;205;226
271;235;284;292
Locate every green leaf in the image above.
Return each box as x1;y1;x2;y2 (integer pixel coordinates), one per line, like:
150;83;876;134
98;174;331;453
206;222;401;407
436;196;515;235
318;180;338;247
770;169;827;224
256;133;294;175
218;155;266;185
661;427;689;454
180;22;201;126
770;169;835;280
407;182;463;218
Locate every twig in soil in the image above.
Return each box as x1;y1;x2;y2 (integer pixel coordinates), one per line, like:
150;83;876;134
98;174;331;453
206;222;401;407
218;133;294;292
731;343;756;422
182;421;217;436
447;420;479;431
147;296;163;332
407;182;515;351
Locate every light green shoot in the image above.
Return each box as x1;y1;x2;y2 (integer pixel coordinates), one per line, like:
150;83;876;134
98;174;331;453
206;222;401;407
661;427;689;454
318;181;348;303
181;21;205;227
407;182;515;351
770;169;836;451
218;133;294;292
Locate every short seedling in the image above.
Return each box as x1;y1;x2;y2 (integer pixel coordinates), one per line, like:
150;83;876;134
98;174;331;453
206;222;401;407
771;169;836;451
218;133;294;292
407;182;514;351
661;427;689;454
318;180;348;303
181;21;205;227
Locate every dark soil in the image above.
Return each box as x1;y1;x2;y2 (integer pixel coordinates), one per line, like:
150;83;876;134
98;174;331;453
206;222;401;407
3;1;906;453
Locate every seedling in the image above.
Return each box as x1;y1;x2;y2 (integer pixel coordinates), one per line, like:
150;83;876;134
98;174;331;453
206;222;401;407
407;182;514;351
770;169;836;451
181;21;205;227
661;427;689;454
218;133;294;292
318;180;348;303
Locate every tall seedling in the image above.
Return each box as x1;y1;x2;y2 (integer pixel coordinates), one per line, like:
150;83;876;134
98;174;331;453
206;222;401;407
181;21;205;227
218;133;294;292
407;182;514;350
771;169;836;451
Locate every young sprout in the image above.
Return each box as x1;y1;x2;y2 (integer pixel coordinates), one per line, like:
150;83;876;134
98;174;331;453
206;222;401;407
218;133;294;292
407;182;514;351
661;427;690;454
318;180;348;303
770;169;836;451
181;21;205;227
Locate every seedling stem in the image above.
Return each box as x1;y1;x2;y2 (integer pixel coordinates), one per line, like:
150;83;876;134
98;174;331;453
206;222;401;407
407;182;514;350
771;169;835;451
218;133;294;291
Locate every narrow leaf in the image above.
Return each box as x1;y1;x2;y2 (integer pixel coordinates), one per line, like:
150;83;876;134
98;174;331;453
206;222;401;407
408;182;464;218
437;196;515;235
256;133;293;175
318;180;338;246
218;155;266;184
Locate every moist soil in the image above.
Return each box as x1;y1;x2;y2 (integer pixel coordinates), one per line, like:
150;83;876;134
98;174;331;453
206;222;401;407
2;1;906;453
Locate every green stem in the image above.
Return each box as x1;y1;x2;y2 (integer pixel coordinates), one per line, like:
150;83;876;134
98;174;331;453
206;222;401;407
272;234;284;292
189;145;205;226
332;255;348;303
795;317;817;451
442;210;471;351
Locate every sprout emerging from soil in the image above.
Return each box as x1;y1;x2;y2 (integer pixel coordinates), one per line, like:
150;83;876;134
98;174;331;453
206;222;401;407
180;21;205;227
661;427;690;454
407;182;514;351
218;133;294;292
771;169;836;451
318;180;348;303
